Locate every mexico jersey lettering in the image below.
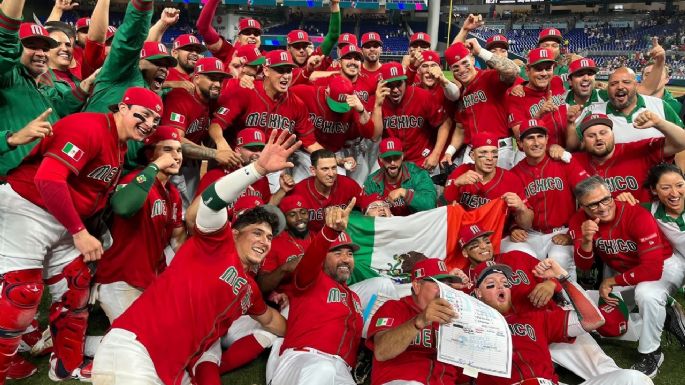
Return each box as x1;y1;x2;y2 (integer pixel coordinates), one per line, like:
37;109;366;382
444;165;525;210
7;112;126;217
289;176;362;232
457;69;512;143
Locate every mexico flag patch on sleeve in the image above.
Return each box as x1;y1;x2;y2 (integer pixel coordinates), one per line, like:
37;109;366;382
375;318;394;327
62;142;84;161
169;112;185;124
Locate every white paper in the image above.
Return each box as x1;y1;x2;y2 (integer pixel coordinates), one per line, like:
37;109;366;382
434;279;512;378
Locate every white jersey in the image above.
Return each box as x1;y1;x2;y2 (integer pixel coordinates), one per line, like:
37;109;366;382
647;201;685;259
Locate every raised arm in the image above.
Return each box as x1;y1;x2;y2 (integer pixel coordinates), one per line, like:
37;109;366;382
318;0;341;56
88;0;110;44
46;0;78;23
452;14;484;45
465;38;518;85
146;8;179;42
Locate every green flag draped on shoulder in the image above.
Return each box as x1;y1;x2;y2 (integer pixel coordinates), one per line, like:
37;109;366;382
347;199;508;285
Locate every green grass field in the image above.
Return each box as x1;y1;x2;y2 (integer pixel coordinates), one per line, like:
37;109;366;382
9;293;685;385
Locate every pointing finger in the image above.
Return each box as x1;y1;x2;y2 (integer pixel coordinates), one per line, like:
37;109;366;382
344;197;357;214
36;108;53;121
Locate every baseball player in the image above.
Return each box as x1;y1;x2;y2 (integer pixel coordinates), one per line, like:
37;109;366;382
373;62;449;171
271;199;363;385
223;44;264;90
441;41;520;169
516;27;570;81
473;259;651;385
360;32;383;85
402;32;431;75
161;57;231;205
501;119;590;281
444;132;533;229
569;176;685;378
290;73;378;183
573;112;685;203
258;194;313;294
460;225;630;380
289;149;362;232
311;45;378;109
358;193;393;218
0;0;95;176
363;137;437;216
196;0;262;65
93;125;185;322
584;67;684;145
92;130;297;385
0;87;163;382
208;50;323;176
507;48;569;149
164;34;206;91
366;257;468;385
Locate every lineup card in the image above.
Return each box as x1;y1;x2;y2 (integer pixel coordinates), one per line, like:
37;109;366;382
434;280;512;378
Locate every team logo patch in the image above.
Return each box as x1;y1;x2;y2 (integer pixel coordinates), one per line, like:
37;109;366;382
217;107;229;115
376;317;394;327
169;112;185;124
61;142;84;161
136;175;147;184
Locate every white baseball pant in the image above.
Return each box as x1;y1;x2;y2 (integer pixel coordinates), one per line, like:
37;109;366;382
500;229;577;282
270;347;355;385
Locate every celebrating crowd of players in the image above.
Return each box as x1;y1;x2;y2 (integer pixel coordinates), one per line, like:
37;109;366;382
1;0;685;384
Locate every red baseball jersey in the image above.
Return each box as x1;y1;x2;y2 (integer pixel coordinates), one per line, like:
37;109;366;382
475;309;574;385
289;175;362;232
573;138;667;203
281;233;363;368
166;67;191;83
312;73;377;109
195;167;271;217
465;251;562;314
70;44;83;80
113;225;266;385
569;201;672;286
290;84;375;152
443;164;525;209
511;156;589;233
260;230;313;293
360;65;382;92
381;86;446;165
8;112;126;218
95;173;183;289
366;295;465;385
211;81;318;147
162;88;213;145
506;76;567;146
81;38;107;80
457;69;512;143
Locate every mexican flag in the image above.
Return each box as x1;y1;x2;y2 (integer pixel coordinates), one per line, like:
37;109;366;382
347;199;508;285
169;112;185;124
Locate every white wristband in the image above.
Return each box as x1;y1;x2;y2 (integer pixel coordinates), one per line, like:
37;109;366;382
561;151;572;164
478;49;494;63
445;145;457;157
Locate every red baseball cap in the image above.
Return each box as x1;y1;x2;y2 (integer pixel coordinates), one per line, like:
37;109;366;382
264;50;296;68
379;137;403;159
329;231;360;252
519;118;548;139
359;193;387;213
279;194;310;213
140;41;177;67
75;17;90;32
236;128;266;148
19;23;58;49
486;34;509;50
361;32;382;46
380;62;407;83
339;45;363;61
118;86;164;115
458;224;493;248
444;42;470;67
238;18;262;34
105;26;117;42
233;195;265;216
409;32;431;45
286;29;309;45
473;261;513;287
538;28;563;44
143;125;180;145
596;293;629;337
326;76;354;114
337;33;358;47
578;113;613;134
569;57;598;77
172;34;205;52
235;44;265;66
471;132;500;150
420;50;440;64
194;57;229;77
411;258;461;283
527;48;555;67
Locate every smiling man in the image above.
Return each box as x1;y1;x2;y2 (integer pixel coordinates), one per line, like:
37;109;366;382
0;86;163;382
569;176;685;378
164;34;206;90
